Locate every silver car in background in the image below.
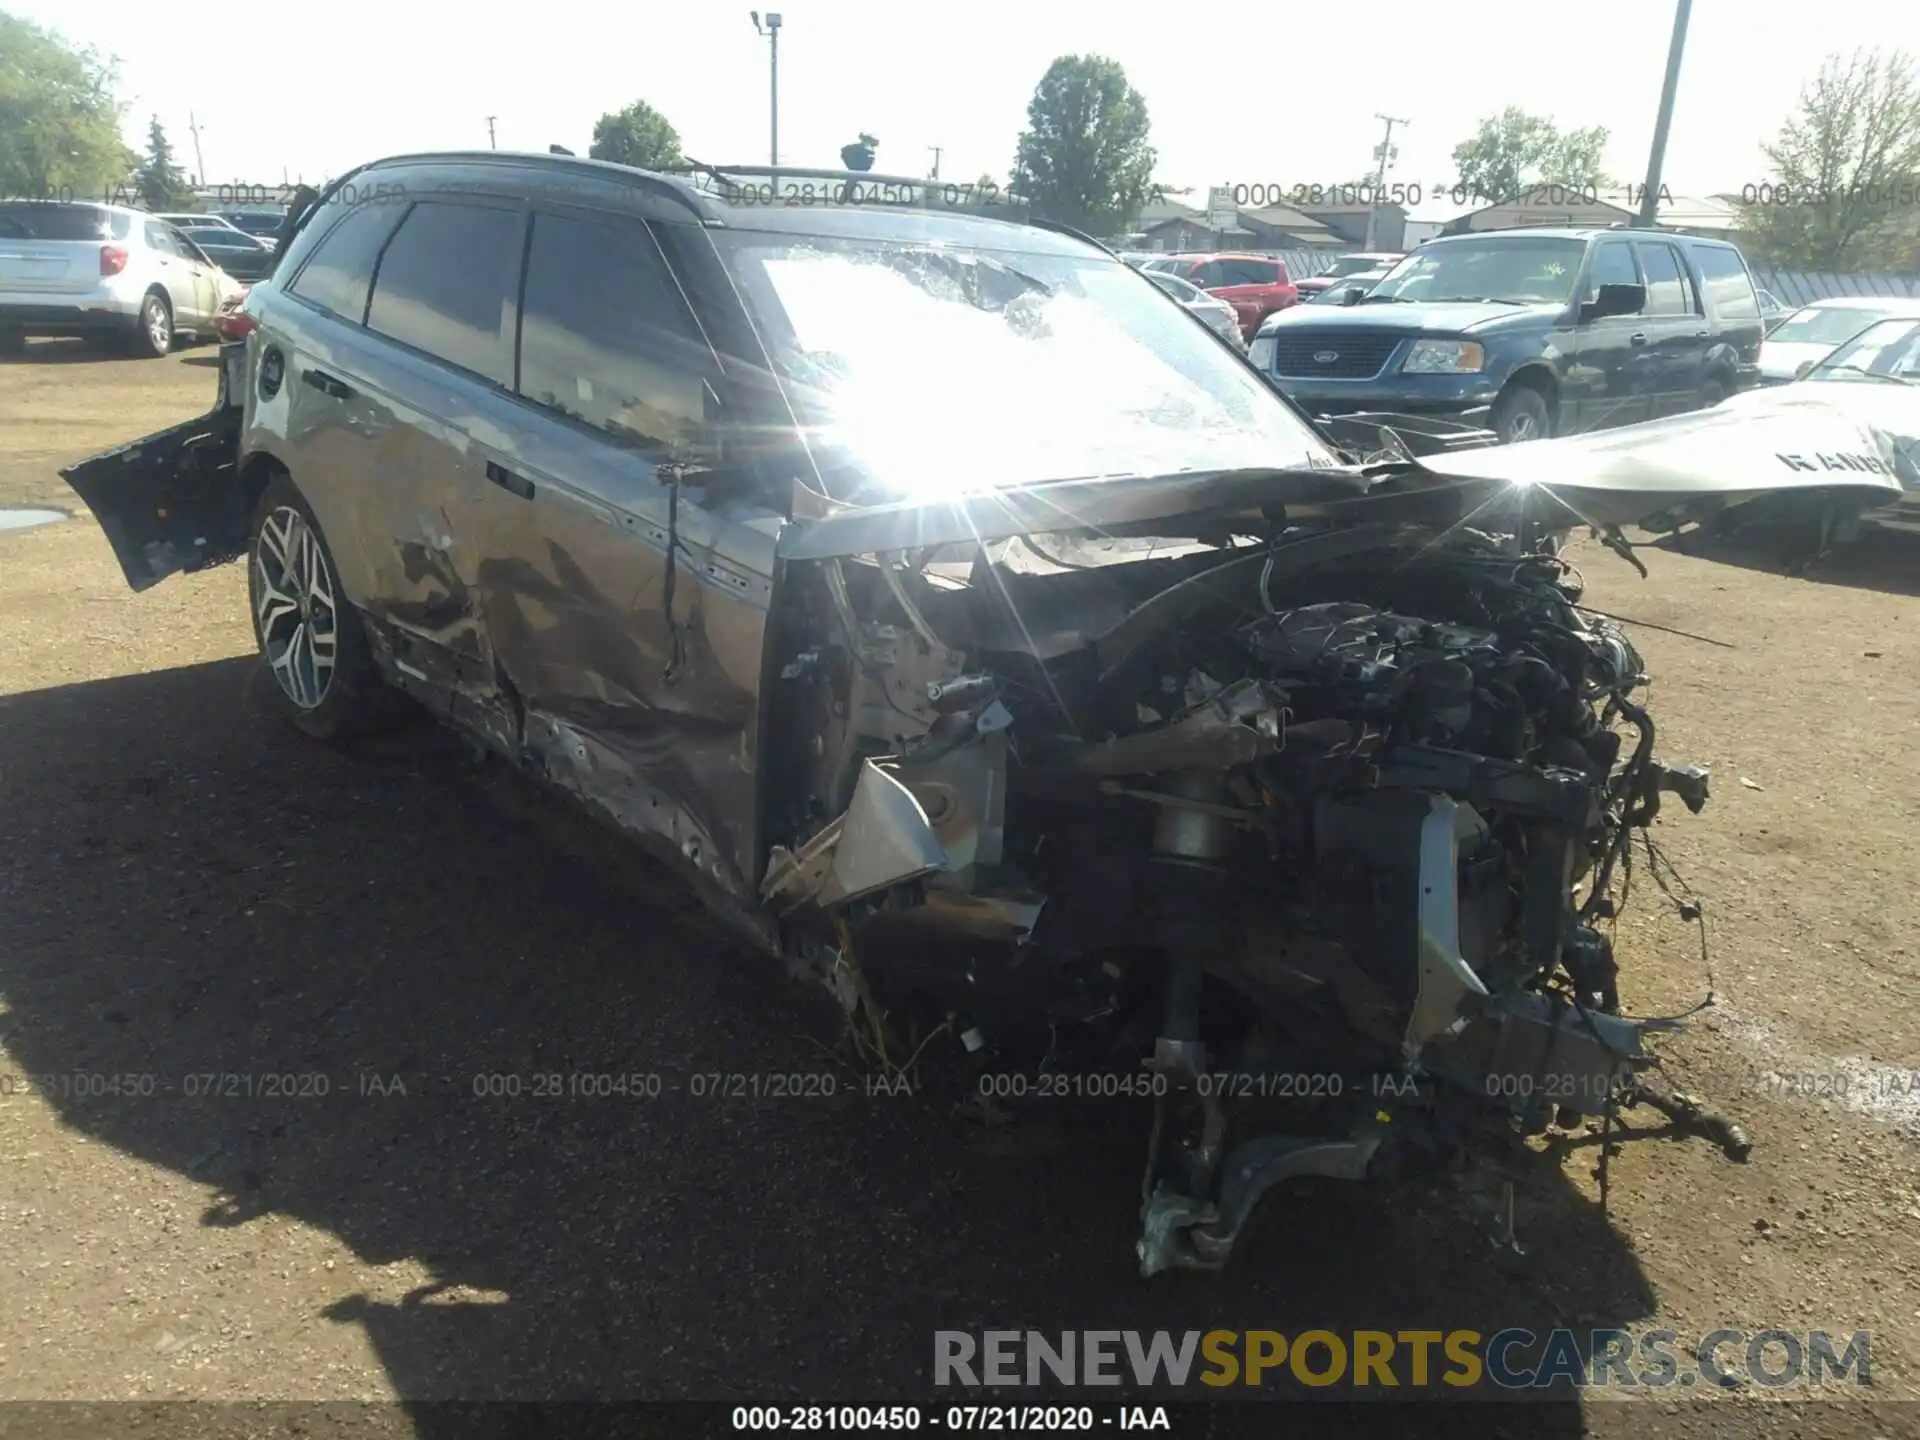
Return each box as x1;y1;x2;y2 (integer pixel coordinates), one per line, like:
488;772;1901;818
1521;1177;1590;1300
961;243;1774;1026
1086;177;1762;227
0;201;243;357
1145;268;1243;346
1758;295;1920;385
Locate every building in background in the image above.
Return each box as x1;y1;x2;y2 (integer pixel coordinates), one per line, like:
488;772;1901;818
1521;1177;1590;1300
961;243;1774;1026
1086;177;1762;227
1439;185;1744;240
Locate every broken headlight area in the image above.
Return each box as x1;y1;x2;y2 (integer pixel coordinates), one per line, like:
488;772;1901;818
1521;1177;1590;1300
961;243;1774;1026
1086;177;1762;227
759;520;1736;1277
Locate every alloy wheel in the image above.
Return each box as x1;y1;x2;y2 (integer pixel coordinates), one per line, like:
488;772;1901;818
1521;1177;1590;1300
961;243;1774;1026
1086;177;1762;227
1505;411;1539;442
145;299;171;354
253;505;338;709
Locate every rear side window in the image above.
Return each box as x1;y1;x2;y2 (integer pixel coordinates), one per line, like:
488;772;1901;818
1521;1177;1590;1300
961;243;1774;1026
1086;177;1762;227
288;201;406;323
1231;259;1282;285
1690;244;1760;320
366;201;523;384
0;203;100;240
516;210;712;450
0;204;131;240
1634;241;1695;316
1189;260;1227;287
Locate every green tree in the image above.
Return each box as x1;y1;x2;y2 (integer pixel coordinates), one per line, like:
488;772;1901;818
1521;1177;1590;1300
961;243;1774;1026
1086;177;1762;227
588;100;682;171
134;116;190;209
1010;55;1158;237
0;13;133;198
1450;107;1611;203
1737;49;1920;271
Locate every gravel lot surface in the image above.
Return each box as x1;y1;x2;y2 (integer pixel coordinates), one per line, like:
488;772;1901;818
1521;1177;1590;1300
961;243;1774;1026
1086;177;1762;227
2;339;1917;1437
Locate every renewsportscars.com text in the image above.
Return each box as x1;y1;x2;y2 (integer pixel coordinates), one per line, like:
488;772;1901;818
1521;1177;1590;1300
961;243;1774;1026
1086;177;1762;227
934;1329;1871;1390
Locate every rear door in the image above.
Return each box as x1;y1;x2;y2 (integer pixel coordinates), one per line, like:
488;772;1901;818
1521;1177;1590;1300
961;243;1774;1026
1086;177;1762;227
1568;239;1651;432
331;197;528;704
1631;237;1707;416
1687;243;1765;389
0;203;128;297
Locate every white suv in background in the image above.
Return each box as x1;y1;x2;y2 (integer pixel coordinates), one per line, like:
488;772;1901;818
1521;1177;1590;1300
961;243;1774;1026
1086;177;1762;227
0;200;245;358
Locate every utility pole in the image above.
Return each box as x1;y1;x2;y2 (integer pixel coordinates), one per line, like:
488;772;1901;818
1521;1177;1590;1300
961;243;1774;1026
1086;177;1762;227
928;146;943;181
1636;0;1692;229
751;12;783;170
1363;113;1409;250
187;112;206;189
486;116;498;150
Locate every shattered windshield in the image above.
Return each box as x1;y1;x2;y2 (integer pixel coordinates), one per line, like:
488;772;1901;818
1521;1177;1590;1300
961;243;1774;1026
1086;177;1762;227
1365;236;1586;306
708;229;1334;504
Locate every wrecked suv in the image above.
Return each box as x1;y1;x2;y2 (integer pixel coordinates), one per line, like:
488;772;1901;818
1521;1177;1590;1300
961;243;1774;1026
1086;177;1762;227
64;153;1906;1276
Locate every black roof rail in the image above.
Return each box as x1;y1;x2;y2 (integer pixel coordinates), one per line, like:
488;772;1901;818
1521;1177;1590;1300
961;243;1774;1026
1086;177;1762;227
331;150;711;220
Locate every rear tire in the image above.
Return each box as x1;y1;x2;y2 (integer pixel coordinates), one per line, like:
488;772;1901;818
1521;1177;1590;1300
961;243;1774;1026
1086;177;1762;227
1491;383;1550;444
247;475;395;740
129;291;173;358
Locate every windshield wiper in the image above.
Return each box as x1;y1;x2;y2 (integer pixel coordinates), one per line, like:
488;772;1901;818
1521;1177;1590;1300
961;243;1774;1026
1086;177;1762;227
1428;295;1525;305
1355;292;1411;303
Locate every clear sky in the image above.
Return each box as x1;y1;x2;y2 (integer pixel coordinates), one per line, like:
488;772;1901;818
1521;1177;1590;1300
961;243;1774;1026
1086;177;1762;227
19;0;1920;218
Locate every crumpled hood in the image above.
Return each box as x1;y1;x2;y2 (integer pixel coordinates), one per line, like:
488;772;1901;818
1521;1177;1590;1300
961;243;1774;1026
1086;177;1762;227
777;386;1911;560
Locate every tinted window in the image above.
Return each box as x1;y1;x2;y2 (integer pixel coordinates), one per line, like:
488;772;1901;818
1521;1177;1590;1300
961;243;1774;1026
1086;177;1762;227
1188;260;1227;288
366;201;522;383
1227;259;1279;285
1634;241;1692;316
289;201;406;322
0;203;134;240
1585;241;1641;305
1689;244;1759;319
517;210;711;450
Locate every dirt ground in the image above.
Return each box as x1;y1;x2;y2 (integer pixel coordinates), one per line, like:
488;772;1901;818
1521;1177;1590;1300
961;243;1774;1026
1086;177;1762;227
2;339;1918;1436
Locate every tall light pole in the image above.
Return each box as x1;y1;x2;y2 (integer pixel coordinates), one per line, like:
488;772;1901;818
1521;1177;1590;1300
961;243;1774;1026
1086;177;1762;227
1636;0;1692;229
1363;113;1409;250
187;112;206;189
928;146;943;181
750;12;783;169
486;116;498;149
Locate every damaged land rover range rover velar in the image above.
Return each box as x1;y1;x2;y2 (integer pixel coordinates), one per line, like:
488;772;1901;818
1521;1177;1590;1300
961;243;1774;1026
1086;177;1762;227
62;153;1909;1277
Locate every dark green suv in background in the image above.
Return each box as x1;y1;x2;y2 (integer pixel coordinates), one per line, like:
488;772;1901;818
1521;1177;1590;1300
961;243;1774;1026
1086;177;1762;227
1249;227;1767;443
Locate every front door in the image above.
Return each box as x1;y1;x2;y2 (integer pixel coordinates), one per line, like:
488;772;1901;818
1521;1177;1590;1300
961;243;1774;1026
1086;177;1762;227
1568;239;1652;433
474;204;775;895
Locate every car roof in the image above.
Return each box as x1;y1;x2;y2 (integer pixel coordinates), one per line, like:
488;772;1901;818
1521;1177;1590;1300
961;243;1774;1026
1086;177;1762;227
342;150;1098;257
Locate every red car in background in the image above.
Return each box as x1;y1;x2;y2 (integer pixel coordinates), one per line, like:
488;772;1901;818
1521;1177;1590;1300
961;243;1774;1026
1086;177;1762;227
1149;253;1299;338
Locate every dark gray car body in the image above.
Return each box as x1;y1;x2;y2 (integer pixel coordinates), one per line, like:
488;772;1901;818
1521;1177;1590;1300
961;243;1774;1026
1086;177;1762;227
62;153;1909;945
61;152;1912;1278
